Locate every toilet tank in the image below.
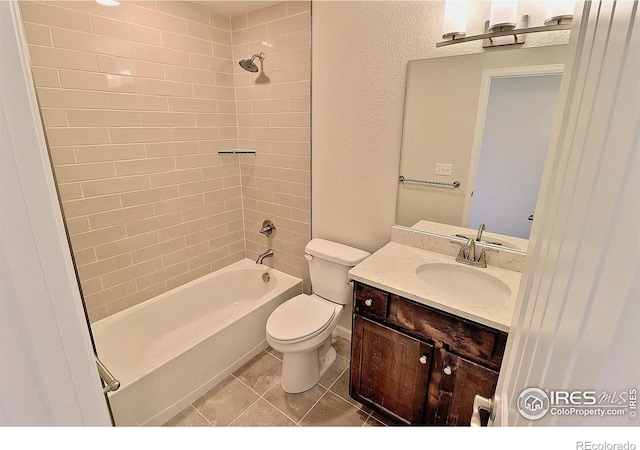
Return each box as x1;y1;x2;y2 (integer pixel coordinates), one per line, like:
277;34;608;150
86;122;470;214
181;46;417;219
305;239;370;305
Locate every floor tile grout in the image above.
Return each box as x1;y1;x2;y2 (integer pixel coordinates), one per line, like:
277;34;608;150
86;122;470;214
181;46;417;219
192;405;214;427
166;336;378;427
232;365;302;427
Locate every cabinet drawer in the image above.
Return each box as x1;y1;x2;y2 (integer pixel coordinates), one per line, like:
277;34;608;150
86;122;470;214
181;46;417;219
388;296;507;370
354;283;389;320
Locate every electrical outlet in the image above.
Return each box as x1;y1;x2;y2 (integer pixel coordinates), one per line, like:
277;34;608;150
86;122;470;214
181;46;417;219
435;163;452;176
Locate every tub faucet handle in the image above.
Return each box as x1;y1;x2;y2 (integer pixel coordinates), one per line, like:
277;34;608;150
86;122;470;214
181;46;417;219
259;220;276;237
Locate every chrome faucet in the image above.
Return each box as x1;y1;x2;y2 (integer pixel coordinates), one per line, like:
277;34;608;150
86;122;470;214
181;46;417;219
256;248;274;264
452;236;487;268
452;224;491;267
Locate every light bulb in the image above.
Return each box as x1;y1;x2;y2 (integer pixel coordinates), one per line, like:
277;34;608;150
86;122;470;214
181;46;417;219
545;1;574;25
442;1;469;39
489;1;518;32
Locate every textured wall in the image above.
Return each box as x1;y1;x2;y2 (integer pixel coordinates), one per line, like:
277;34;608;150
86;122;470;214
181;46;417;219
312;0;570;330
311;1;571;254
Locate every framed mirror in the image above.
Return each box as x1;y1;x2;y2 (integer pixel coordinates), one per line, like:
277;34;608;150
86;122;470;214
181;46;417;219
396;46;568;253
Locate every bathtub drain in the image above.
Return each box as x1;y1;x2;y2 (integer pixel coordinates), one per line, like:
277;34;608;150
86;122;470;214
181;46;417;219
262;272;270;282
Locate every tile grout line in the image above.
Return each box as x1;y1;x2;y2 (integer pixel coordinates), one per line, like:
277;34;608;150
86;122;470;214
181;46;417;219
191;404;215;427
229;356;299;426
296;363;373;426
171;338;361;427
226;395;264;427
231;349;363;427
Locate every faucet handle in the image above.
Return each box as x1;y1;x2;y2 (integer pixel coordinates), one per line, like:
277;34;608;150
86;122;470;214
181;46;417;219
451;236;471;261
475;249;487;267
259;220;276;237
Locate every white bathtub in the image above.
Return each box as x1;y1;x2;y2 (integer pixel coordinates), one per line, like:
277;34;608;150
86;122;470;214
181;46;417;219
92;259;303;426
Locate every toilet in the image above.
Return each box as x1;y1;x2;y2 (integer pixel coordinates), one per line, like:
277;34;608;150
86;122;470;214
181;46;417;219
266;238;370;393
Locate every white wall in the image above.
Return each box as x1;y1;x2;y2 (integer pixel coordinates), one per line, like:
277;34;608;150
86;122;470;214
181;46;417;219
312;1;570;253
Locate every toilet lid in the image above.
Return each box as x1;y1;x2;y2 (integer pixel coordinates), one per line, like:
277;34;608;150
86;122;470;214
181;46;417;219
267;294;337;342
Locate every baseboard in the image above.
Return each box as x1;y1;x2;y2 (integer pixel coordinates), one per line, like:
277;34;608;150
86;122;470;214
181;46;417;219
334;324;351;342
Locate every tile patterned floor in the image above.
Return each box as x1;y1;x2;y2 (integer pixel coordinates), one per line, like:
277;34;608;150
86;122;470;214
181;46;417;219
163;335;389;427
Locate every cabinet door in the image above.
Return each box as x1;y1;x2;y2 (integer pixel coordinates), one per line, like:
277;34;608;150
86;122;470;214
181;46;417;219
350;315;433;424
427;350;499;426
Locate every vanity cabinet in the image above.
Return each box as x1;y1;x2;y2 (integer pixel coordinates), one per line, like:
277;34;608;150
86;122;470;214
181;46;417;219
426;351;498;425
351;315;433;424
350;282;507;426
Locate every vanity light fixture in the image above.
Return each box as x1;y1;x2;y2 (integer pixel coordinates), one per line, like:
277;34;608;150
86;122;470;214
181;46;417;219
96;0;120;6
545;1;575;25
442;1;469;39
488;1;518;31
437;1;573;48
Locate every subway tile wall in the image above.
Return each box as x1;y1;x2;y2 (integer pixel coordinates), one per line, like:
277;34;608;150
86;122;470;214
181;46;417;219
231;2;311;288
20;1;311;321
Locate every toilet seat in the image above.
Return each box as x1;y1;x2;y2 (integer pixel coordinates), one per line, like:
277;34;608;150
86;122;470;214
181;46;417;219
266;294;339;344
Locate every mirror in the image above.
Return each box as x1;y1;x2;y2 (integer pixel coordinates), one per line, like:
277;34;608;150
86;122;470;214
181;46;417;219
396;46;569;253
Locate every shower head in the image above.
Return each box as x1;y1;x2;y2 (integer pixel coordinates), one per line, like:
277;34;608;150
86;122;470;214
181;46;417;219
239;52;265;73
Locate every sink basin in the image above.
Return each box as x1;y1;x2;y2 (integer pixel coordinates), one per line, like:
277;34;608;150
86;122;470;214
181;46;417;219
415;263;511;302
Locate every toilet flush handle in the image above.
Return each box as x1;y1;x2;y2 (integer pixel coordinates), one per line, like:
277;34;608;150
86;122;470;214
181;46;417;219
304;254;313;261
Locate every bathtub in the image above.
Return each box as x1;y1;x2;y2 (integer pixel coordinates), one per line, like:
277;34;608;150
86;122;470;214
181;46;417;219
91;258;303;426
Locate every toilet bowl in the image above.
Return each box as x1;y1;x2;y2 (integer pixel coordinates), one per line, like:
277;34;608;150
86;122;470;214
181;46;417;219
266;294;343;393
265;239;370;393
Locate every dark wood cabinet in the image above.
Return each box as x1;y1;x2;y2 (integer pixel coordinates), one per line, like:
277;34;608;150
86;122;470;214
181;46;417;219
426;351;499;426
350;281;507;426
351;315;433;424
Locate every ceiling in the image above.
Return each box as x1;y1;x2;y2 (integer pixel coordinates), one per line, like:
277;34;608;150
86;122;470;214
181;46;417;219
189;1;281;18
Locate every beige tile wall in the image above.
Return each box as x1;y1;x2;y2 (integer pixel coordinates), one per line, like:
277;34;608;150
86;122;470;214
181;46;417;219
20;1;310;321
231;2;311;290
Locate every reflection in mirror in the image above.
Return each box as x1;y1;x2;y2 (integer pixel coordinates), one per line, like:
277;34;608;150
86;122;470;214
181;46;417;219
396;46;568;253
465;67;563;240
411;220;529;252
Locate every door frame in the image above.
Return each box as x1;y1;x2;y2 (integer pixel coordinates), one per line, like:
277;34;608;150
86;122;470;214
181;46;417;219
0;1;111;425
462;64;565;229
493;0;640;427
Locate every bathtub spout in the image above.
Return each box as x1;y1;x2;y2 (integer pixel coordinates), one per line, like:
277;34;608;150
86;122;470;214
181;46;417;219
256;249;274;264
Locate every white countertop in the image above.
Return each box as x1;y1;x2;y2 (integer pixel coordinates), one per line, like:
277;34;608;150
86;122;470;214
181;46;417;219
348;242;521;332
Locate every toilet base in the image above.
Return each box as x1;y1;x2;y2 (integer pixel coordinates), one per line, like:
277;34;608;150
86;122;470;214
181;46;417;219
280;337;337;393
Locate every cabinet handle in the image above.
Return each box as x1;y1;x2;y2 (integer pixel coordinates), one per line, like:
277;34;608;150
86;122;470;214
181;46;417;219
443;366;453;375
419;355;429;365
364;298;373;307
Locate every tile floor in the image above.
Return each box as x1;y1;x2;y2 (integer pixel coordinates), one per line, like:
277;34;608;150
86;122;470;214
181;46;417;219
163;334;389;427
